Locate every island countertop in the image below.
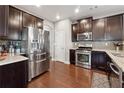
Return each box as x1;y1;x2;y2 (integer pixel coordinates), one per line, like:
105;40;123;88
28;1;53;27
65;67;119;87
0;54;28;66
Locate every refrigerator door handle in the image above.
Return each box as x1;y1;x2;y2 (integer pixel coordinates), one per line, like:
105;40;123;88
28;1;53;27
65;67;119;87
36;52;46;56
36;59;47;63
42;31;45;49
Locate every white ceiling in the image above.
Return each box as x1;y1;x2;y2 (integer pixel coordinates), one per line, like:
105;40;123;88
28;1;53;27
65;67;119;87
14;5;124;22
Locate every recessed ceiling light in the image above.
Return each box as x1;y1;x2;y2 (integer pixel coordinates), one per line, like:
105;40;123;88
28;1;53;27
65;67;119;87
75;6;80;14
36;5;41;7
56;15;60;20
75;8;79;13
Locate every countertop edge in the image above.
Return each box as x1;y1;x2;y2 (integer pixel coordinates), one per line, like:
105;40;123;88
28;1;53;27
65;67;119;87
93;49;124;72
0;55;29;66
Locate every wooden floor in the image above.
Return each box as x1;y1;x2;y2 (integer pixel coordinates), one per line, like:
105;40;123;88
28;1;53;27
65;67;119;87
28;61;104;88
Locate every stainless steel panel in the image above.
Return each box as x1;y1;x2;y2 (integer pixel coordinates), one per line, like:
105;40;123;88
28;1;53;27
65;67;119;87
22;28;50;80
35;60;49;76
36;53;46;60
35;62;43;76
44;31;50;57
28;61;35;81
109;62;122;88
76;50;91;69
29;53;34;61
77;32;92;41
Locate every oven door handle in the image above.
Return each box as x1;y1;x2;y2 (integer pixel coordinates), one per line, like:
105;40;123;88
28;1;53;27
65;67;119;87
76;52;91;55
110;63;119;75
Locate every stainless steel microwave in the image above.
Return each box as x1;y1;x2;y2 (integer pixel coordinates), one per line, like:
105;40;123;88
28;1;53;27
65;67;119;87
77;32;92;41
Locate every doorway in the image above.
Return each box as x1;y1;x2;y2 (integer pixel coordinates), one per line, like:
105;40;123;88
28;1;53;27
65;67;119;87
54;30;66;63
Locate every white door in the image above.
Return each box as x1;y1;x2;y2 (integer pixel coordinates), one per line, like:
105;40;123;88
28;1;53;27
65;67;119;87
54;30;65;63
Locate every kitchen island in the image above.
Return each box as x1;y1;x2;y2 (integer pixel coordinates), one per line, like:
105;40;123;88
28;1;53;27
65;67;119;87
0;54;28;88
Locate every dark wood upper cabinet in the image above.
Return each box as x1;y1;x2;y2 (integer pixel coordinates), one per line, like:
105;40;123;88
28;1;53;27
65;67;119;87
72;14;124;41
0;5;44;40
23;13;43;29
78;17;92;33
71;23;79;42
105;15;123;41
0;6;9;37
71;17;92;42
23;12;36;27
8;6;22;40
35;18;43;29
93;19;105;41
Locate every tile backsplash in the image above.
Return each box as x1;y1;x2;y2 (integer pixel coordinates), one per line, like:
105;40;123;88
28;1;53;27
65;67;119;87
0;40;8;45
0;40;22;52
72;41;124;50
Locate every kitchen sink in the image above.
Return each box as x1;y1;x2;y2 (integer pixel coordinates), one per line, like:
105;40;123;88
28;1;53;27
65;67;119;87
111;53;124;58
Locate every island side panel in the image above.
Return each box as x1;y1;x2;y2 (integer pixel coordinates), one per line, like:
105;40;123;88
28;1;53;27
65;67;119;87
0;60;28;88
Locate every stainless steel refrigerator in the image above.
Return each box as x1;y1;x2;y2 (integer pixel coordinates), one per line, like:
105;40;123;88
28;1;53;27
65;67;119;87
21;27;50;81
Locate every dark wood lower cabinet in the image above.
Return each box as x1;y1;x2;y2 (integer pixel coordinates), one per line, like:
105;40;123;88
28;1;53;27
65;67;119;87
91;51;108;71
69;49;76;64
122;72;124;88
0;60;28;88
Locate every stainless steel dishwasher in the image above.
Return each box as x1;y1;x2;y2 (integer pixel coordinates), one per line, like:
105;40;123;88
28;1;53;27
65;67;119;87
108;62;123;88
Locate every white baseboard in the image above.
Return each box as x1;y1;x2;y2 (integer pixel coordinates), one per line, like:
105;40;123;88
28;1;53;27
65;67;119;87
51;58;56;61
64;61;70;64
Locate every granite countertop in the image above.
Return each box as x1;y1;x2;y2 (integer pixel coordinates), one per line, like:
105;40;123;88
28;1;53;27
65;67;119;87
0;53;28;66
93;49;124;72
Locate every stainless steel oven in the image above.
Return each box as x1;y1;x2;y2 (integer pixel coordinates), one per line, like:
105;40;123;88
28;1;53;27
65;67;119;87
109;62;123;88
76;50;91;69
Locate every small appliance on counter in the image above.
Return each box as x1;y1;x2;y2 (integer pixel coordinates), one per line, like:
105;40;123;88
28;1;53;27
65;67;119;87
113;42;123;51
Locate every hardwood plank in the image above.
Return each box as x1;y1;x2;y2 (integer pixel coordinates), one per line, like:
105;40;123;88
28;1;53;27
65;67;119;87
28;61;105;88
28;61;92;88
